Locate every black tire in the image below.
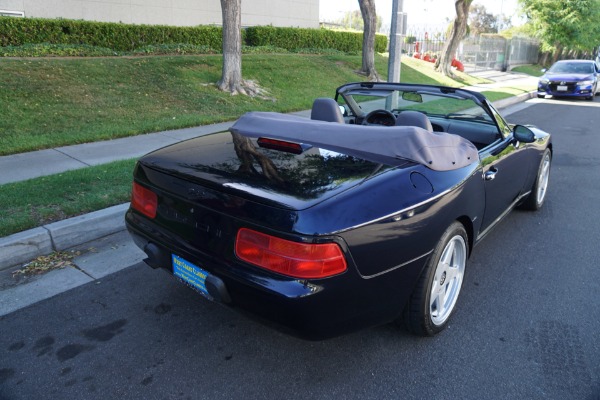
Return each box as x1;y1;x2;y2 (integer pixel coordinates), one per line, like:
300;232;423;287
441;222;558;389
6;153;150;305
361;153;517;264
520;148;552;211
402;222;468;336
537;94;545;99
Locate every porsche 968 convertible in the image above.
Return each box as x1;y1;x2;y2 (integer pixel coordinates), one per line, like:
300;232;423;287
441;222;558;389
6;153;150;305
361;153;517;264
126;82;552;339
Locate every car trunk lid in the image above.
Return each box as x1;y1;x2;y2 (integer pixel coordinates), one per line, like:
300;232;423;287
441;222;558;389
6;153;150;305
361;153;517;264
138;130;394;212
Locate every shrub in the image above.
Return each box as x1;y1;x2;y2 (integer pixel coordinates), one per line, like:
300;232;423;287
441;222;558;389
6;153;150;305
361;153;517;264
0;17;223;51
0;17;388;55
245;26;387;53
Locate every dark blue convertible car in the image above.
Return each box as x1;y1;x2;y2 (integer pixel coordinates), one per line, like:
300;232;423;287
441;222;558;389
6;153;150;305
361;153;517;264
126;82;552;339
537;59;600;100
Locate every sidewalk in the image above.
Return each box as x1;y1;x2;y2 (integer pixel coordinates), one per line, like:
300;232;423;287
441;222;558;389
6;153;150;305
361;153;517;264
0;72;539;315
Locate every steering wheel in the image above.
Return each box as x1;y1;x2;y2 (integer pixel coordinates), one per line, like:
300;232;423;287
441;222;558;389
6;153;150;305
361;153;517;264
363;109;396;126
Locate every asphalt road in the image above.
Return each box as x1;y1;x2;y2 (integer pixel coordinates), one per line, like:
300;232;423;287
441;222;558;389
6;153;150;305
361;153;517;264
2;98;600;400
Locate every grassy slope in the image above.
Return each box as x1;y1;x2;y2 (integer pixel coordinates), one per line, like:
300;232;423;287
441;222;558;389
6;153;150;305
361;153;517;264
0;54;493;156
0;54;460;155
0;54;503;237
511;64;545;77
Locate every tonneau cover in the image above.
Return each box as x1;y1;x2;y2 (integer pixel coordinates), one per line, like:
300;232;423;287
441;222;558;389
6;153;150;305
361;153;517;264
230;112;479;171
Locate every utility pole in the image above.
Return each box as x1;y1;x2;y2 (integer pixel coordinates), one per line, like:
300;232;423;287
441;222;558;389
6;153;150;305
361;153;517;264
387;0;406;83
386;0;405;110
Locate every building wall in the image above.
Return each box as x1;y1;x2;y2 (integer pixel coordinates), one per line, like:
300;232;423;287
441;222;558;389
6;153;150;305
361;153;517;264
0;0;319;28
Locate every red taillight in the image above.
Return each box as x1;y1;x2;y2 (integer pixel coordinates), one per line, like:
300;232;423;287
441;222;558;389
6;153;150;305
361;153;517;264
235;228;347;279
131;182;157;219
257;137;304;154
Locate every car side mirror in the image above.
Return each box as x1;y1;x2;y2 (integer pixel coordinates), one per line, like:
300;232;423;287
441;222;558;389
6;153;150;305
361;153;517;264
339;105;347;117
513;125;535;143
541;68;547;73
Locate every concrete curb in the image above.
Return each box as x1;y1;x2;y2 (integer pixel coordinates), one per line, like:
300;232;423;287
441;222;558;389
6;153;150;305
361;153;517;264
492;91;536;110
0;203;129;271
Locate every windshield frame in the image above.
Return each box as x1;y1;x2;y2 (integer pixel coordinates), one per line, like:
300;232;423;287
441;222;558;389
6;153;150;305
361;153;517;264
335;82;495;125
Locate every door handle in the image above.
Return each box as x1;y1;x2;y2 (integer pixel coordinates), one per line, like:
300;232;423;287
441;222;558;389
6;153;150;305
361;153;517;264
485;168;498;181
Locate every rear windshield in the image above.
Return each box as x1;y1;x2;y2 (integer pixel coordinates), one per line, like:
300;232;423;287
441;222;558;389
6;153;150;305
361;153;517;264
142;132;391;203
215;136;387;200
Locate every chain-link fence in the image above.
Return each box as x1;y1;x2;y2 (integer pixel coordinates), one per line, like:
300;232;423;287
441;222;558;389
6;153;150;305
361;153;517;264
508;37;540;66
462;34;508;71
401;30;540;72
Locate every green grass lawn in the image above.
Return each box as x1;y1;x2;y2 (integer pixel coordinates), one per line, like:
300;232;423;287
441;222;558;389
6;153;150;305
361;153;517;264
3;55;339;155
0;54;493;156
511;64;545;77
0;159;136;237
0;53;520;238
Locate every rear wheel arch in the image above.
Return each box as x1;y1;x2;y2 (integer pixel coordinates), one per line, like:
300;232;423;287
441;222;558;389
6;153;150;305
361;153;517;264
455;216;474;257
520;147;552;211
400;220;469;336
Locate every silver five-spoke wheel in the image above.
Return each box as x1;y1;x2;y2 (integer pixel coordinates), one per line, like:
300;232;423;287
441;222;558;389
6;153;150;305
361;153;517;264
521;148;552;211
536;151;551;205
430;235;466;326
402;221;469;336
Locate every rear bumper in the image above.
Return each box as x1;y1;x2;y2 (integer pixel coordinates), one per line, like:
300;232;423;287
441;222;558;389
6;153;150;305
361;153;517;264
126;210;426;340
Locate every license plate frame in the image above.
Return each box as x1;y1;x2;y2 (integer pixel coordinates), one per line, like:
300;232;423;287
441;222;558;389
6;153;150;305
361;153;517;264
172;254;212;300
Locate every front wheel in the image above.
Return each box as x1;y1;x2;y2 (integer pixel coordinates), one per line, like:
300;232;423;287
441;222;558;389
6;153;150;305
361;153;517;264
520;148;551;211
402;222;468;336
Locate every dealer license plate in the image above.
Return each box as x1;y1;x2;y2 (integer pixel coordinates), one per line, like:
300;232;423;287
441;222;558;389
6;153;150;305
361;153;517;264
557;85;568;91
172;254;212;300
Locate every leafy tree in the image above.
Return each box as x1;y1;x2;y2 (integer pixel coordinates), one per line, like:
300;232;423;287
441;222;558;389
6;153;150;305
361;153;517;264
335;10;383;32
469;3;499;35
340;10;365;31
436;0;473;77
358;0;380;81
519;0;600;60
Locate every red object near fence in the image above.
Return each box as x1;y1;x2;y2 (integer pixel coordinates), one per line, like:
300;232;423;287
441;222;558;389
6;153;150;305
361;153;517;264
451;58;464;72
413;53;463;72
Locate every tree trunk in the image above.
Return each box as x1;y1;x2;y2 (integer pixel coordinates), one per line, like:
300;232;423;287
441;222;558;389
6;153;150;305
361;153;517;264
231;132;283;183
218;0;245;95
552;44;563;63
358;0;380;81
538;51;549;66
435;0;472;77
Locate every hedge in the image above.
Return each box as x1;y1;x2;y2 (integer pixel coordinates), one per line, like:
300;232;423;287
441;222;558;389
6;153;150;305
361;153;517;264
0;17;388;54
0;18;223;51
246;26;387;53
